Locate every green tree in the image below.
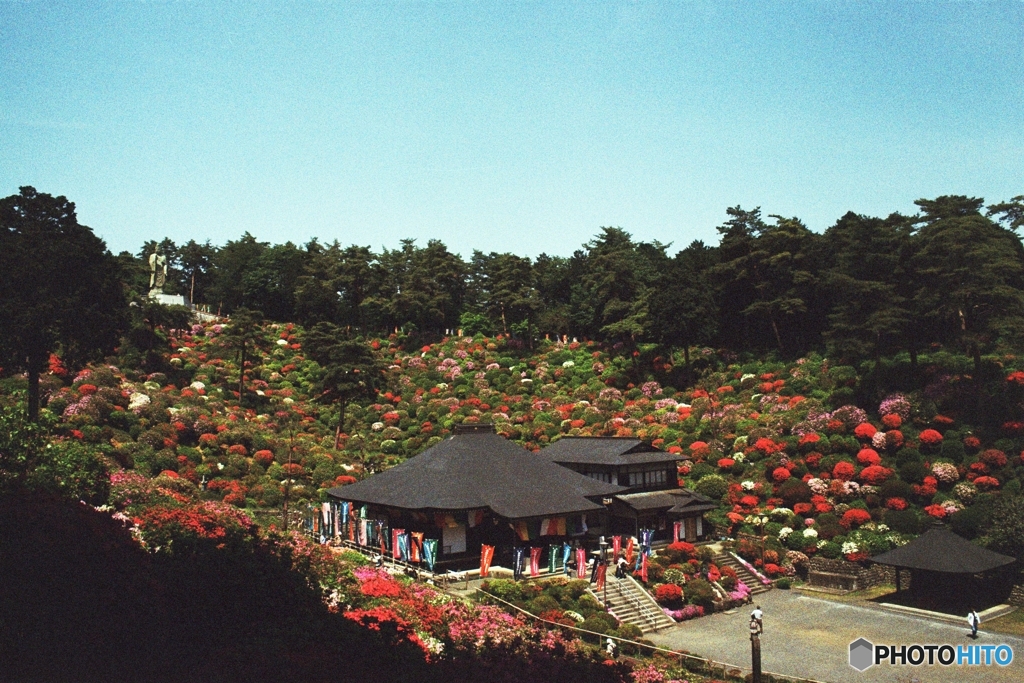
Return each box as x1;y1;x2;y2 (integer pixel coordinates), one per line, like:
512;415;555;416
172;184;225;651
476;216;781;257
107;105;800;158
366;239;466;339
0;187;126;420
467;251;540;343
988;195;1024;232
220;307;267;408
303;322;384;449
910;196;1024;376
822;211;916;362
648;240;719;373
175;239;217;306
240;241;310;322
208;232;268;314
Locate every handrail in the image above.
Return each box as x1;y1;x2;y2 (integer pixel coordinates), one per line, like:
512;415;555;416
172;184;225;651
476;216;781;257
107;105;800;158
623;573;667;628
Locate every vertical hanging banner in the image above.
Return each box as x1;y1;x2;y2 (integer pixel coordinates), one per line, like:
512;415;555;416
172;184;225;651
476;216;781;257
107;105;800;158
410;532;424;562
530;547;542;576
640;552;649;583
548;544;560;573
625;537;635;566
612;535;622;559
397;532;411;561
392;528;405;560
576;547;587;579
480;545;495;577
673;521;682;544
513;547;525;580
596;562;607;591
422;538;438;572
562;543;572;570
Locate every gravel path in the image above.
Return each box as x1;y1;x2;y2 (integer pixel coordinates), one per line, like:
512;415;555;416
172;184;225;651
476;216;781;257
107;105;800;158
647;590;1024;683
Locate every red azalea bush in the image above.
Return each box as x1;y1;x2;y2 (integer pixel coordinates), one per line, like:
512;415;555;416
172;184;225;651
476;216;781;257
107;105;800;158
739;494;759;507
654;583;683;605
832;461;856;481
885;497;908;510
881;413;902;428
718;458;736;469
772;467;791;482
980;449;1008;467
77;384;98;395
840;508;872;529
924;504;947;519
227;444;248;456
793;502;812;515
859;465;892;485
974;476;1000;491
854;423;877;439
919;429;943;446
254;449;275;466
856;448;881;466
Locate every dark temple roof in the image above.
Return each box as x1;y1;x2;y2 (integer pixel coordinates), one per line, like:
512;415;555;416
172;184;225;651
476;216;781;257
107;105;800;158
871;522;1016;574
541;436;686;466
327;427;624;520
616;488;717;514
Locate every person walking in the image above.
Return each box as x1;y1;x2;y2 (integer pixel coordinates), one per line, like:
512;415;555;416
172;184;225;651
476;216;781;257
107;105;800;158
616;555;627;579
605;637;618;659
968;609;980;639
751;604;763;630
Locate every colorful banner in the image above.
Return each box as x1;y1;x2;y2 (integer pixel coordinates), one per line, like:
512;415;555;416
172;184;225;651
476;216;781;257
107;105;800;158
625;537;635;566
562;543;572;573
468;509;486;527
513;546;525;580
596;562;607;591
397;532;410;561
513;520;530;542
410;532;424;563
341;501;350;524
480;545;495;577
540;517;566;536
612;535;621;559
576;547;587;579
423;539;438;572
530;547;542;577
673;521;682;544
640;553;649;583
392;528;404;560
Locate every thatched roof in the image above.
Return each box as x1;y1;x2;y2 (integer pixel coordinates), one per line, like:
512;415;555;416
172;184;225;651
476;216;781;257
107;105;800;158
327;425;624;520
541;436;684;466
871;522;1016;574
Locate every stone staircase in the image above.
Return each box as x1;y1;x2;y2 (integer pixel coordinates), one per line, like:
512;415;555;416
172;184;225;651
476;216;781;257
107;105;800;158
716;552;772;596
588;573;676;634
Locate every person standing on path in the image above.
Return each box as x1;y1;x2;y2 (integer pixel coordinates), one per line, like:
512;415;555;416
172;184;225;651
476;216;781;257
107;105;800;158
968;609;980;639
751;604;763;630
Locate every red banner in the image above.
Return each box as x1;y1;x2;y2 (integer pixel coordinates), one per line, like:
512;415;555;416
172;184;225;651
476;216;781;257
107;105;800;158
480;544;495;577
530;547;541;576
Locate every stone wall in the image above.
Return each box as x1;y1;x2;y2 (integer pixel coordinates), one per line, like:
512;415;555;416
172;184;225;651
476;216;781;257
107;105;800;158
807;557;909;592
1009;584;1024;607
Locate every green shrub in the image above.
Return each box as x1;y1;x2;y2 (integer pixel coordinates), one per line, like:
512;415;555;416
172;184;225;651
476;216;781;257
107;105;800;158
885;509;925;535
694;474;729;500
527;595;561;615
684;578;716;611
776;578;792;589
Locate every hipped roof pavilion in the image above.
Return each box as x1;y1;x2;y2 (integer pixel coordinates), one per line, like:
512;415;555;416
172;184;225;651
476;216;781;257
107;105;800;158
328;424;624;520
871;522;1015;574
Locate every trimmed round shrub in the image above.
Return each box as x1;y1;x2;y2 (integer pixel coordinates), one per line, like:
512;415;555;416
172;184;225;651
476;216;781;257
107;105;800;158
694;474;729;500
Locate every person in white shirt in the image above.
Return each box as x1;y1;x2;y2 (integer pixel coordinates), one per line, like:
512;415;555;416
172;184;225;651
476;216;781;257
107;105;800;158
968;609;980;638
751;605;763;629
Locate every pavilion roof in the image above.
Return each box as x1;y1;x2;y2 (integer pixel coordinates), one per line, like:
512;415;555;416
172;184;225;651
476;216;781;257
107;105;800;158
871;522;1016;574
327;426;624;520
540;436;685;466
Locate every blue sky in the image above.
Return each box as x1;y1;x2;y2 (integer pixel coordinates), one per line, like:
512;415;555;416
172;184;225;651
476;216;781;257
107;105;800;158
2;1;1021;257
